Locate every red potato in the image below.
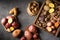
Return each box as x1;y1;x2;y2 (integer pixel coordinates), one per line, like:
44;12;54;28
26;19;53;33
51;20;55;23
51;26;55;29
52;30;56;34
24;30;32;40
1;18;7;25
8;18;13;24
33;33;38;39
20;36;26;40
12;22;19;28
47;22;52;27
5;23;11;29
6;15;15;19
28;25;37;33
6;15;15;24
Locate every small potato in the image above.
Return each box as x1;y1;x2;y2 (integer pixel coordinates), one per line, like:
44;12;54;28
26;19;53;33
32;10;35;13
51;26;55;29
12;29;21;38
33;33;38;39
1;18;7;25
12;22;19;28
28;25;37;33
8;18;13;24
10;27;14;31
49;3;55;8
43;11;47;15
47;22;52;27
46;27;52;32
20;36;26;40
9;8;14;14
51;20;55;23
33;3;37;7
44;5;49;11
34;8;37;11
49;8;54;13
9;8;17;16
31;6;34;9
54;22;59;28
24;30;32;40
5;23;11;29
46;0;51;5
6;28;11;32
52;30;56;34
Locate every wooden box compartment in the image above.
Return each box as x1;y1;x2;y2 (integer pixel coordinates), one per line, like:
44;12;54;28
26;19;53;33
34;0;60;37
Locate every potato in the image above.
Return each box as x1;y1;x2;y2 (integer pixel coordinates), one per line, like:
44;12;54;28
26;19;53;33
24;30;32;40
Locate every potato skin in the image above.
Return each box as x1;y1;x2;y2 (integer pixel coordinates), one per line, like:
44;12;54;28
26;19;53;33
24;30;32;40
1;18;7;25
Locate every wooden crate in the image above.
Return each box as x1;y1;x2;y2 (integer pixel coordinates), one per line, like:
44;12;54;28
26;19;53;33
34;0;60;37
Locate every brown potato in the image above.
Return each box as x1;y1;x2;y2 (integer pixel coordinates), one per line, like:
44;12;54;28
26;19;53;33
44;5;49;11
12;29;21;38
9;8;17;16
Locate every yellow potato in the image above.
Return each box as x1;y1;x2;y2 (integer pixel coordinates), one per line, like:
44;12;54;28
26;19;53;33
49;3;54;8
9;8;17;16
10;27;14;31
49;8;54;13
46;27;52;32
8;18;13;24
6;28;11;32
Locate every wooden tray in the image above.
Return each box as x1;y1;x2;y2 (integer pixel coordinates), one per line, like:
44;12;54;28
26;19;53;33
34;0;60;37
